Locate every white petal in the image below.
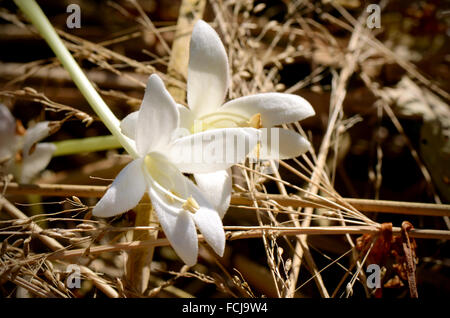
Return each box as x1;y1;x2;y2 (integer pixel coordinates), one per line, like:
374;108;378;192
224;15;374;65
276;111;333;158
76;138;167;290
148;185;198;266
19;142;56;183
148;157;225;261
177;104;194;131
168;127;261;173
220;93;315;127
250;128;311;161
23;122;51;157
144;152;185;192
191;203;225;257
194;169;232;219
180;175;225;256
0;104;16;160
120;111;138;140
136;74;179;156
188;20;229;116
92;159;146;218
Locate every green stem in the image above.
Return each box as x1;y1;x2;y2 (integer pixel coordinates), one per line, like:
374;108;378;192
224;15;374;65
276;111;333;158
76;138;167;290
14;0;138;159
53;135;122;157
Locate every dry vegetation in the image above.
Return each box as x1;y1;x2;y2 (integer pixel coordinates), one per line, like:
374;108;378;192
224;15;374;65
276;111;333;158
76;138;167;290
0;0;449;298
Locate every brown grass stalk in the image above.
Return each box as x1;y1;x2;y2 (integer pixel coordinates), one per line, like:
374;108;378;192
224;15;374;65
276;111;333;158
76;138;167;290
3;182;448;217
43;225;450;262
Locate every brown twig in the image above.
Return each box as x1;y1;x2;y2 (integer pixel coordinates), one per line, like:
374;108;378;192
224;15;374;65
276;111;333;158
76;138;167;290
42;226;450;262
2;182;449;217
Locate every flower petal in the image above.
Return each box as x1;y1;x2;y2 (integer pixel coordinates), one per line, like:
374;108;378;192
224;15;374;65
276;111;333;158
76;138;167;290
136;74;179;156
220;93;315;127
191;202;225;257
0;104;16;160
168;127;261;173
188;20;229;116
120;111;138;140
23;122;51;157
20;142;56;183
183;175;225;257
177;104;194;131
148;185;198;266
148;156;225;261
250;128;311;161
194;169;232;219
0;104;15;133
92;159;146;218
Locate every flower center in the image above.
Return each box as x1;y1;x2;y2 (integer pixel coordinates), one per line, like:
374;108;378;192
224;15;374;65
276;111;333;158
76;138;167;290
191;112;262;133
144;154;200;214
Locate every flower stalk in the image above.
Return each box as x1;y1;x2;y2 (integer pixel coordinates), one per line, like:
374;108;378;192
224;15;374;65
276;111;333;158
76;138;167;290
14;0;138;158
52;135;122;157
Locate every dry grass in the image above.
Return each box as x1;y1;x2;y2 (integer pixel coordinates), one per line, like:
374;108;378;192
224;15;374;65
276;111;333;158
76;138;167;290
1;0;449;298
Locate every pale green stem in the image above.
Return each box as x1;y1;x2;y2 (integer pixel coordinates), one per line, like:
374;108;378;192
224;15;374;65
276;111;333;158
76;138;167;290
14;0;139;159
53;135;122;157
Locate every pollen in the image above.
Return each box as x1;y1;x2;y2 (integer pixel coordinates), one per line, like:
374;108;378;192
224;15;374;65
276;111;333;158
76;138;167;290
182;196;200;214
248;113;262;129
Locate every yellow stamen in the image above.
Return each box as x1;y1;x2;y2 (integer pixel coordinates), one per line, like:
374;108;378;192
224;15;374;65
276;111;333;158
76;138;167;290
248;113;262;129
182;196;200;214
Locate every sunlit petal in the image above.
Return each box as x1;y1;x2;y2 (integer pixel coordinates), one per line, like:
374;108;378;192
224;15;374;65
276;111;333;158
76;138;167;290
188;20;229;116
220;93;315;127
168;127;261;173
194;169;232;219
177;104;195;131
148;157;225;260
187;181;226;256
136;74;179;156
192;205;225;257
250;128;311;160
92;159;147;217
148;185;198;266
120;111;138;140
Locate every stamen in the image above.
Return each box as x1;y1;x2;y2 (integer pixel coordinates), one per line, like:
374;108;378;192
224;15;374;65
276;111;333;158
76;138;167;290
248;113;262;159
248;113;262;129
182;196;200;214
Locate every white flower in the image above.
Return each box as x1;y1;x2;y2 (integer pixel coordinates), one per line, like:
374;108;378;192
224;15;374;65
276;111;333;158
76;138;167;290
182;20;316;218
0;104;56;183
115;21;315;220
93;74;260;266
